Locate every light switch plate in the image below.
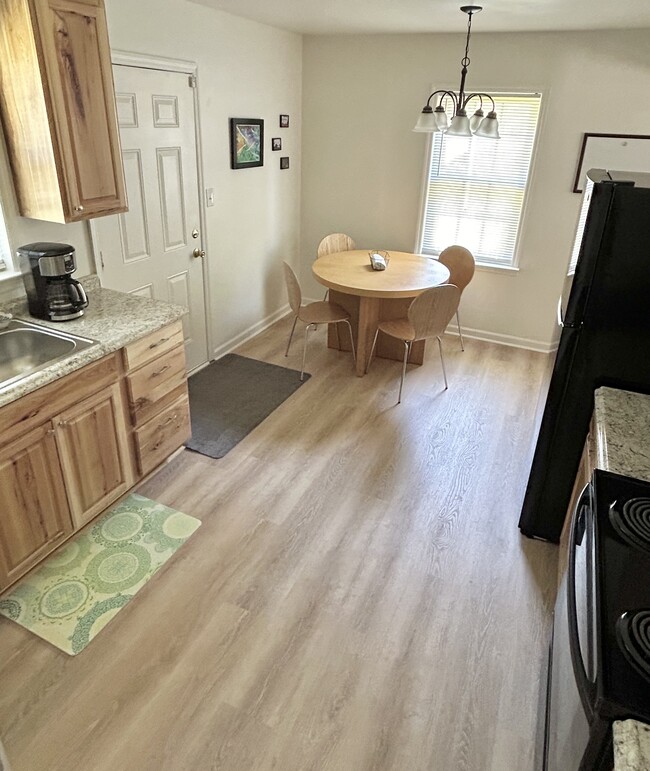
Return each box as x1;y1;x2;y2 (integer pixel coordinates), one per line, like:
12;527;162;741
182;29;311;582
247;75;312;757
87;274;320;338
205;188;215;207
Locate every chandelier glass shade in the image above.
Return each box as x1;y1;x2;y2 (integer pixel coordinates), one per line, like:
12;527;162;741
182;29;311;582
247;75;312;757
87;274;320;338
413;5;500;139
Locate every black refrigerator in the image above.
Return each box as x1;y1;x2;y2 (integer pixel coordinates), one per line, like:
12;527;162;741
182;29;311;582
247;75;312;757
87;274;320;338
519;169;650;542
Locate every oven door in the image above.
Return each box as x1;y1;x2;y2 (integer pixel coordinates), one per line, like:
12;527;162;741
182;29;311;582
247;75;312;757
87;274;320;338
544;483;597;771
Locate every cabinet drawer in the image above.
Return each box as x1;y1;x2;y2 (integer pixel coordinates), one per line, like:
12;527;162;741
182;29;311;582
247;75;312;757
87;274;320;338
123;321;184;371
0;352;120;446
126;344;187;422
134;394;191;477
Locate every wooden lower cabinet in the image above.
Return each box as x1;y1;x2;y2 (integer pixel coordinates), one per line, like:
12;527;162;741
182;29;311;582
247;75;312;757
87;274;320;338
0;424;73;588
0;327;189;594
55;382;134;529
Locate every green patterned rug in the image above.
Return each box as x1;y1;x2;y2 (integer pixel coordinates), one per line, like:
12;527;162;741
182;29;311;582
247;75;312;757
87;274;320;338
0;494;200;655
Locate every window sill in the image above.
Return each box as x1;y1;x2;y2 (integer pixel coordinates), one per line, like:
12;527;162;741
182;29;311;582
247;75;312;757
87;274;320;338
475;263;520;275
0;269;21;283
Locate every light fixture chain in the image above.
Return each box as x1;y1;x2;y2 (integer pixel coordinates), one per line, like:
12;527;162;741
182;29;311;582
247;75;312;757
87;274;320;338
463;10;473;66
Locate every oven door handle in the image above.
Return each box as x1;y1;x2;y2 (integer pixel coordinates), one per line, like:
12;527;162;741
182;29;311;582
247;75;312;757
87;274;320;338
567;481;597;722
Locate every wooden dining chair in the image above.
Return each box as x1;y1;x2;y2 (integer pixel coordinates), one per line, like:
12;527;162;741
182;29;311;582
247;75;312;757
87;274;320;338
283;262;356;381
366;284;461;404
317;233;356;259
316;233;356;299
437;245;475;351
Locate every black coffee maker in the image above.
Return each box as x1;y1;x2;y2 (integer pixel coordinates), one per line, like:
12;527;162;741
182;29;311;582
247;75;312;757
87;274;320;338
18;242;89;321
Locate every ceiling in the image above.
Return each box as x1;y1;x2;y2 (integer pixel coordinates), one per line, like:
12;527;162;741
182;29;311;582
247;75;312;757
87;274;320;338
188;0;650;35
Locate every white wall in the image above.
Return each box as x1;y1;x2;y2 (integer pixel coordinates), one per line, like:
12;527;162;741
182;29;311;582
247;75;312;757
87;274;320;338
105;0;302;356
1;0;302;359
0;136;93;301
301;29;650;350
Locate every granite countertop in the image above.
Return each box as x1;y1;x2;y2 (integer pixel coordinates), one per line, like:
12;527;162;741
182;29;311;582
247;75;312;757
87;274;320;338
593;386;650;483
0;276;186;408
593;387;650;770
614;720;650;771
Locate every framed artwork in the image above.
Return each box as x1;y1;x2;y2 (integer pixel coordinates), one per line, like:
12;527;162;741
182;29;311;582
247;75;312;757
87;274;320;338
280;156;289;170
272;137;282;151
229;118;264;169
279;114;289;128
573;133;650;193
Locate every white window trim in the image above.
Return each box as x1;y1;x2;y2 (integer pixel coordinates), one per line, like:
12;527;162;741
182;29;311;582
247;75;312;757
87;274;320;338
414;87;546;272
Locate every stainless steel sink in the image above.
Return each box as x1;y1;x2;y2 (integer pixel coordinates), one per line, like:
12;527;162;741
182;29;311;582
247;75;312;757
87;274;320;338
0;318;98;393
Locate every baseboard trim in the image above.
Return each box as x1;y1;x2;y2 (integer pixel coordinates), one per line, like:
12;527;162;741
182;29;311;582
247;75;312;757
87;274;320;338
213;302;555;357
445;326;555;353
212;303;291;360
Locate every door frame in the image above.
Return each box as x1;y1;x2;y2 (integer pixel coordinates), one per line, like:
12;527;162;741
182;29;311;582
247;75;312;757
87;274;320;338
89;50;213;371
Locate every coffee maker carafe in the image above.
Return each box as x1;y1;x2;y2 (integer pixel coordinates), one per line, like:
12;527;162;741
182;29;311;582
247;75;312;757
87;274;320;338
18;242;89;321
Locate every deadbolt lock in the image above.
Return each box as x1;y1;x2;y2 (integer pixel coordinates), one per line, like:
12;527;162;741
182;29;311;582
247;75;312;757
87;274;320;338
192;229;199;239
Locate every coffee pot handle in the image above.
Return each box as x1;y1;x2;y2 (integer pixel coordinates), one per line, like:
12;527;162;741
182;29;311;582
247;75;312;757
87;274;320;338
69;279;89;308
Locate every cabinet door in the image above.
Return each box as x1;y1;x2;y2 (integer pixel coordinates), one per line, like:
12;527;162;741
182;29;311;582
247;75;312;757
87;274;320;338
55;382;134;528
32;0;127;219
0;424;73;590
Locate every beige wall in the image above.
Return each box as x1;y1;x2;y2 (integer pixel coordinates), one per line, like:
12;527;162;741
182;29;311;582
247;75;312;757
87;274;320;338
1;0;303;359
301;29;650;350
105;0;302;356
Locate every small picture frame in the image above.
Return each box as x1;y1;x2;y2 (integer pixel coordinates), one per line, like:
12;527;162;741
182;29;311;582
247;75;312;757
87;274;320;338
279;114;289;128
271;137;282;151
280;156;290;170
229;118;264;170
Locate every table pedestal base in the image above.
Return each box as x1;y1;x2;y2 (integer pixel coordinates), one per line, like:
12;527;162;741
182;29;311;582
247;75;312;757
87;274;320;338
327;290;424;377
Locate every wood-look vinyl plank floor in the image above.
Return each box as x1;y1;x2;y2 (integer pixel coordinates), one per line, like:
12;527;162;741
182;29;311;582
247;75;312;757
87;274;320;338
0;316;557;771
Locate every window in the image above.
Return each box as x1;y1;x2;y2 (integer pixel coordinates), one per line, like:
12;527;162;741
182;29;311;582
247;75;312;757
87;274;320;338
417;92;542;268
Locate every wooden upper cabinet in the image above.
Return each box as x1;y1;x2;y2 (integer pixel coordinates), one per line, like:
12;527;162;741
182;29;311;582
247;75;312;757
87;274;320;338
0;0;127;222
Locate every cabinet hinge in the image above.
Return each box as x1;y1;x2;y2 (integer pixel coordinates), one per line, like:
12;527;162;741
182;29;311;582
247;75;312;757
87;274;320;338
99;250;105;269
189;74;197;88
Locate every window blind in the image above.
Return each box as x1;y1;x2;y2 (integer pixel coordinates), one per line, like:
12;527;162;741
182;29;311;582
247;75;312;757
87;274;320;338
418;92;542;267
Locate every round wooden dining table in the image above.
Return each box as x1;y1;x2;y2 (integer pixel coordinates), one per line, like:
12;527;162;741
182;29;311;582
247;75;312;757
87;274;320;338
312;250;450;376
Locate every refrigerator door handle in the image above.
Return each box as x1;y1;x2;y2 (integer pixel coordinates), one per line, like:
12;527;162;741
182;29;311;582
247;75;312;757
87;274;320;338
557;296;582;329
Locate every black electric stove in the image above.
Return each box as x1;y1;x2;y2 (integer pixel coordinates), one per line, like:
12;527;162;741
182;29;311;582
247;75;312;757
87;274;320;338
544;469;650;771
596;471;650;721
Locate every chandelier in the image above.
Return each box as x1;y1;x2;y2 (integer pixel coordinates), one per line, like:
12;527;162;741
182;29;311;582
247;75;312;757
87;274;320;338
413;5;500;139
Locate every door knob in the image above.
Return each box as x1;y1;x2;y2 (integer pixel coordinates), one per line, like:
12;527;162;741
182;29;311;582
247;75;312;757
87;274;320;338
193;248;205;259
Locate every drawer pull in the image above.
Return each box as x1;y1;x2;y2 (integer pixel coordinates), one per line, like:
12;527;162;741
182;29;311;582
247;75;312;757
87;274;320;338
148;336;171;350
152;364;171;378
160;413;178;428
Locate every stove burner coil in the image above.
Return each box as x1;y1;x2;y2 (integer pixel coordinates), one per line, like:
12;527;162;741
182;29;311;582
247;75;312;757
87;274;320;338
617;610;650;682
609;497;650;554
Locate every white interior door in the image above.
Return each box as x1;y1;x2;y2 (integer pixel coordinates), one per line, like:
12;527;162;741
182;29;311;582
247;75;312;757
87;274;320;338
93;64;209;371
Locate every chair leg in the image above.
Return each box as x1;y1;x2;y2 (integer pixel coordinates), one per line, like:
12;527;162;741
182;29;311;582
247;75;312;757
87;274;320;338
366;327;379;375
323;289;329;301
335;321;341;350
437;336;448;390
301;324;314;381
342;319;356;366
397;341;410;404
285;316;298;357
456;309;465;351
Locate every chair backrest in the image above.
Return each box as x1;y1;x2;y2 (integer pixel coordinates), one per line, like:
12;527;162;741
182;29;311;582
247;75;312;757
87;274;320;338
317;233;356;259
438;245;475;293
282;262;302;314
408;284;461;342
